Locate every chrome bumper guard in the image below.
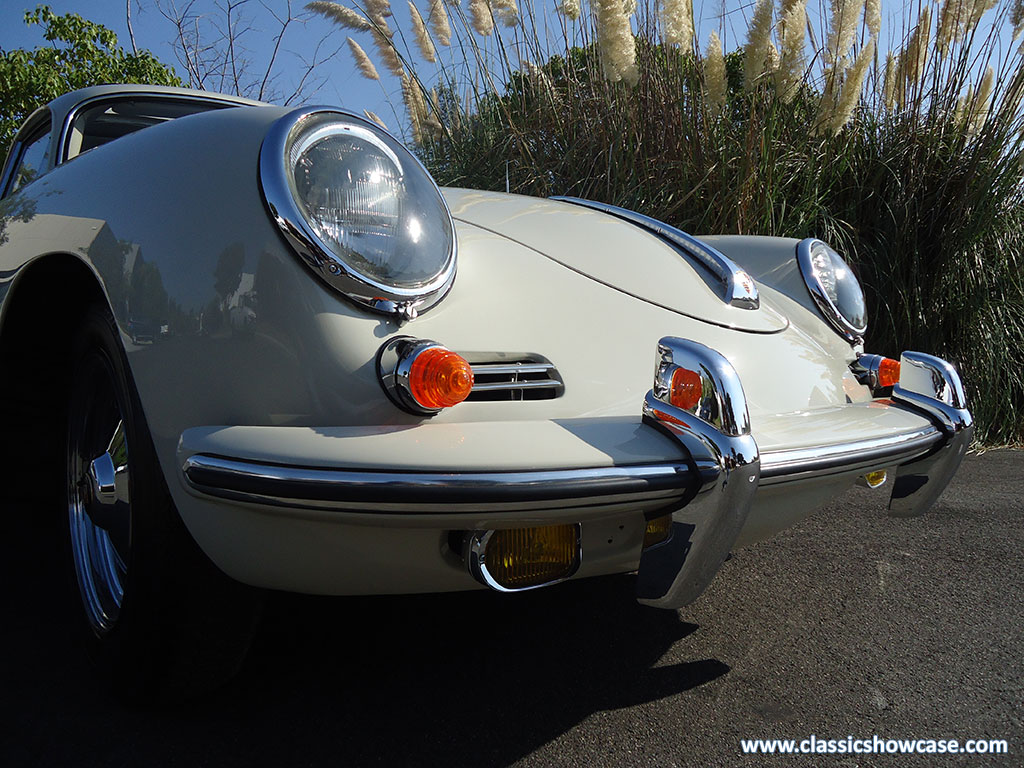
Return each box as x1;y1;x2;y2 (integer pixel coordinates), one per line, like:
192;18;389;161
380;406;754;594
635;339;760;609
887;351;973;517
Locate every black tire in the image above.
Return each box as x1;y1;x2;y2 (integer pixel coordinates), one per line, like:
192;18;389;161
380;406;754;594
64;306;261;702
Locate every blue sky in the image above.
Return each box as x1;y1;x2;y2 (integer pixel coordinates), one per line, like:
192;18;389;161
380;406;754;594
0;1;791;130
2;1;1006;141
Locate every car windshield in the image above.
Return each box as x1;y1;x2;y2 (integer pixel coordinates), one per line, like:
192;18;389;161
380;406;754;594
66;98;231;160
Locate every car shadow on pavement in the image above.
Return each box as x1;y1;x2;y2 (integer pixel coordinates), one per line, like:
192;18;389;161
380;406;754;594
1;523;729;767
210;579;726;766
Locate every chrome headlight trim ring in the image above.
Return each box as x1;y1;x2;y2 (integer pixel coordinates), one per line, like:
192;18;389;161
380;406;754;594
259;106;457;320
796;238;868;342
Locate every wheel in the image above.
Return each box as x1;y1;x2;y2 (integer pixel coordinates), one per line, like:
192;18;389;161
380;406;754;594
67;352;130;636
65;307;261;701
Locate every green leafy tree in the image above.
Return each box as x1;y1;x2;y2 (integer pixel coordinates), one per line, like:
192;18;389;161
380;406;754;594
0;5;182;153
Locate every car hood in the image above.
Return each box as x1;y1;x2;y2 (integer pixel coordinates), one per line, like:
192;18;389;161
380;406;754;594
442;189;789;333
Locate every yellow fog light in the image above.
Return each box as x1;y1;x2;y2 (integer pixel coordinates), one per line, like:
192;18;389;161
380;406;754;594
858;470;888;488
468;524;581;591
643;514;673;550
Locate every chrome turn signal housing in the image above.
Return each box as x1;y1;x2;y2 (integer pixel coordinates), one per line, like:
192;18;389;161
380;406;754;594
466;524;581;591
852;353;902;392
377;336;474;415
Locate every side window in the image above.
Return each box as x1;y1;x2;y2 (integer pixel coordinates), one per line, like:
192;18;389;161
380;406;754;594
8;129;52;195
66;98;228;159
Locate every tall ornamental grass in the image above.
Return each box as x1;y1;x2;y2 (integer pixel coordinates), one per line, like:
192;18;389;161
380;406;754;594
310;0;1024;445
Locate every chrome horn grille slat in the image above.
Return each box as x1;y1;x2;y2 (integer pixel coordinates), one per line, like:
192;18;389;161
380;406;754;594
466;358;564;401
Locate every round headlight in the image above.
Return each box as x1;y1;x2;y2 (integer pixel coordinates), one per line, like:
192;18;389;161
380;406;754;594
261;109;456;318
797;238;867;340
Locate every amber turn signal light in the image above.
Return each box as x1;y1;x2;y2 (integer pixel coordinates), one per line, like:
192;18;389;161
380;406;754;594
877;357;901;388
670;366;703;411
408;346;474;409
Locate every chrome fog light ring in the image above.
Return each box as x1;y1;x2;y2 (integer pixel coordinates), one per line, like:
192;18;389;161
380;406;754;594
465;524;582;592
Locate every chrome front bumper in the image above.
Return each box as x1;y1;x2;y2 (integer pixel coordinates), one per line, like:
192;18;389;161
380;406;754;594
182;456;695;515
179;342;971;610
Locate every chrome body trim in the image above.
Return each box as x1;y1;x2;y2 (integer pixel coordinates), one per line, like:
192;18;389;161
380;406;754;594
2;107;52;198
469;379;558;393
0;138;24;198
465;525;582;593
636;338;760;609
551;197;760;309
181;454;696;513
888;352;974;517
467;359;564;400
471;362;555;377
894;352;970;425
259;107;457;321
796;238;868;342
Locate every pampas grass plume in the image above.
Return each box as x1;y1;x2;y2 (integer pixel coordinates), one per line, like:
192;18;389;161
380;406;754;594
429;0;452;45
493;0;520;26
559;0;581;19
704;30;727;109
824;0;865;67
830;38;875;133
363;109;388;129
347;37;380;80
469;0;494;35
865;0;881;37
743;0;774;91
883;51;897;109
591;0;639;85
305;2;370;30
408;2;437;62
662;0;694;50
777;0;807;103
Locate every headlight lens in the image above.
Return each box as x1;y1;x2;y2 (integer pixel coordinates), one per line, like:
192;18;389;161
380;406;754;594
797;239;867;339
261;109;456;317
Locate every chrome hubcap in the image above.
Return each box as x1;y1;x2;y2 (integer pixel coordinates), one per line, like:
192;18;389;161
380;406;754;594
69;371;131;636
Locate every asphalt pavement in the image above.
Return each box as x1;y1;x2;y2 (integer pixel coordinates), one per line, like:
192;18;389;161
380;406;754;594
2;450;1021;767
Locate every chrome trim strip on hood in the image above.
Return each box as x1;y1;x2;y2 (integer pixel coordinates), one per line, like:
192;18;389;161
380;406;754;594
550;196;760;309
